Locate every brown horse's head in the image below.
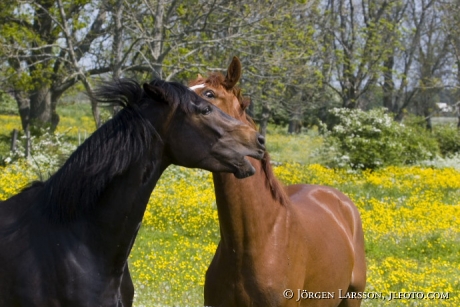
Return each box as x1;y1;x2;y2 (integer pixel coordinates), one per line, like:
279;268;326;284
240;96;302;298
142;80;265;178
189;58;291;204
189;57;252;125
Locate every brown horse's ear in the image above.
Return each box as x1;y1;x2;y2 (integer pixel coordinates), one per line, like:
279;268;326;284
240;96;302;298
224;56;242;90
197;73;203;79
143;83;168;104
241;96;251;111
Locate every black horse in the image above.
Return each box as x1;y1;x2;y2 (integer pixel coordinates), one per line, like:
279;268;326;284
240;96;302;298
0;79;265;306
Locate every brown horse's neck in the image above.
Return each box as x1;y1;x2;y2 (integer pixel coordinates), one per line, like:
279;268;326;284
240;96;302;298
212;155;288;256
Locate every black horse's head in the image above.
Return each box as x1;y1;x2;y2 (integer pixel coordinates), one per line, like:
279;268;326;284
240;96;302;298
141;80;265;178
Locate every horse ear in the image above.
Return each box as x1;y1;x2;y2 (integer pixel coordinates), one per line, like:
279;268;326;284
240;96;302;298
224;56;242;90
143;83;168;104
197;74;203;79
241;96;251;111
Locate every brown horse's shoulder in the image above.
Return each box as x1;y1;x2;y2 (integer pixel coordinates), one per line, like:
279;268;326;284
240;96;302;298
286;184;352;204
285;184;360;225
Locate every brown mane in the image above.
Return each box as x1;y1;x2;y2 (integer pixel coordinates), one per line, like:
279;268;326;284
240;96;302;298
190;72;289;206
261;152;290;206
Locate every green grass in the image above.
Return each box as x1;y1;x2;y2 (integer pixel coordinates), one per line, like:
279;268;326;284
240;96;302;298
56;101;92;118
131;228;213;306
1;104;459;306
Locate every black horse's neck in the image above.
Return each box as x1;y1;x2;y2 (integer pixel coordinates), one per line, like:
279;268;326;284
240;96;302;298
37;103;171;279
82;135;167;271
41;105;162;223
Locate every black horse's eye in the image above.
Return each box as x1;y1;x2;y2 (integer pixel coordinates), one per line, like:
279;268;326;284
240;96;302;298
201;105;212;115
203;90;215;99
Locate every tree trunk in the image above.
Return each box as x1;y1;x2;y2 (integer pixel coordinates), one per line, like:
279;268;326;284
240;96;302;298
457;59;460;129
287;120;301;134
259;103;270;137
456;102;460;129
29;86;60;133
424;109;432;131
13;90;30;133
383;55;395;112
12;90;32;158
79;77;101;128
10;129;18;153
342;86;358;109
246;97;255;118
92;101;102;128
394;110;405;122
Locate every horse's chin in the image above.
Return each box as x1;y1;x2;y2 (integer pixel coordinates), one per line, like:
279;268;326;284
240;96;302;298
233;157;256;179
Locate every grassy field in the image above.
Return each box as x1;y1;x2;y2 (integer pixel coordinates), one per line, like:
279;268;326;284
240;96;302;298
0;105;459;306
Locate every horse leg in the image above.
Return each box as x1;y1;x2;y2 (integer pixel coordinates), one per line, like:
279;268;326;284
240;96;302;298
120;264;134;307
338;246;366;307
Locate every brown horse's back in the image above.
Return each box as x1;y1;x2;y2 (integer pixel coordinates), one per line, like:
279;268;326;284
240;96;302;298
286;184;366;306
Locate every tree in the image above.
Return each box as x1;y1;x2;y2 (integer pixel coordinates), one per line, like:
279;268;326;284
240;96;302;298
2;0;457;138
440;0;460;128
320;0;399;109
0;0;108;133
385;0;440;121
205;0;324;134
411;0;451;129
0;0;255;131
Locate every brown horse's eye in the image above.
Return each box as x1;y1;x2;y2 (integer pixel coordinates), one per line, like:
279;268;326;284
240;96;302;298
203;91;215;99
201;105;212;115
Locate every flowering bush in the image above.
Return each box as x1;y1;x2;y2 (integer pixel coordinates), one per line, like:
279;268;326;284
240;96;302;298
5;128;76;179
319;108;439;169
422;153;460;170
0;91;17;115
433;124;460;157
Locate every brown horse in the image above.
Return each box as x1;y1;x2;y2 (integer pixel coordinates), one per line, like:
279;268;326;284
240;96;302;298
190;57;366;307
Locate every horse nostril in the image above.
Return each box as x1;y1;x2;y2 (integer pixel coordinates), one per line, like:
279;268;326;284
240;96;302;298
257;134;265;146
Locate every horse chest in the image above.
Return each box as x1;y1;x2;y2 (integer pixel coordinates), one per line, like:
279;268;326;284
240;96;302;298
13;264;122;307
1;233;122;306
207;249;290;305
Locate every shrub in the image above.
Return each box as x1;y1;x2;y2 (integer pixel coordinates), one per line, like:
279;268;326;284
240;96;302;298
0;91;17;115
433;124;460;157
421;152;460;170
319;108;439;170
5;128;76;179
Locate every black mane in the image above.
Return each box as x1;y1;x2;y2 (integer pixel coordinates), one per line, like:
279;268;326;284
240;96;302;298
0;78;211;306
40;79;192;222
